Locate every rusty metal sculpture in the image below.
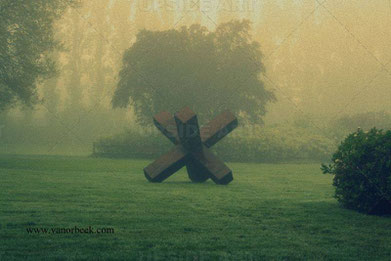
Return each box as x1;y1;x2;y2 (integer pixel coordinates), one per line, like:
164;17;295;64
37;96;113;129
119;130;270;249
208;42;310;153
144;107;238;185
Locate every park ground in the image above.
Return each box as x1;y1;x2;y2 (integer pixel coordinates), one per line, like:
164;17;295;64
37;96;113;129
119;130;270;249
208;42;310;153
0;154;390;260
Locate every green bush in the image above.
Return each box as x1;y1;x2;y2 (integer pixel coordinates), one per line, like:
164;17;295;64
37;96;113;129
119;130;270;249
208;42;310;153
93;124;336;163
322;128;391;215
92;127;171;159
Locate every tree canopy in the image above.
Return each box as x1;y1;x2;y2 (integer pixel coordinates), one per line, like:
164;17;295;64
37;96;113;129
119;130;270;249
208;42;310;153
113;20;275;125
0;0;75;111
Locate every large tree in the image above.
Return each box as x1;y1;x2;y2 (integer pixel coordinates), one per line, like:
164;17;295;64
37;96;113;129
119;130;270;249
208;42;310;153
0;0;75;111
113;20;275;125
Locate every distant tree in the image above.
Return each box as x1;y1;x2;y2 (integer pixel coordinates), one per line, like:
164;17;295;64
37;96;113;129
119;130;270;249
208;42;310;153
113;20;275;125
0;0;76;111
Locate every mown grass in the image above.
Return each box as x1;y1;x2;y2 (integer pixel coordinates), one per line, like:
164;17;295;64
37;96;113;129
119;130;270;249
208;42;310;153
0;154;390;260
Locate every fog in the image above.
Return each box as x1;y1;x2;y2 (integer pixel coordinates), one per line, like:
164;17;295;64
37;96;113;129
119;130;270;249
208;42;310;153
1;0;390;159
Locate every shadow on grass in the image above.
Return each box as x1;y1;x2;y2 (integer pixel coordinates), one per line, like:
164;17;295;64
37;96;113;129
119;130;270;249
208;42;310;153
156;180;217;186
297;200;391;219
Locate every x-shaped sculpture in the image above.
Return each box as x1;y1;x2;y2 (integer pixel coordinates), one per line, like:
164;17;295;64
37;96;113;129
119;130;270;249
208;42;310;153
144;107;238;185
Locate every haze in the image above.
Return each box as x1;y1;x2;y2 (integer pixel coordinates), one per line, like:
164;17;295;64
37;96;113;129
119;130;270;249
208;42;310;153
1;0;390;156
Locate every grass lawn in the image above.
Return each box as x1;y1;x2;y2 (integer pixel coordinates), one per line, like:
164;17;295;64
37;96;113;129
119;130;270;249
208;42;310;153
0;154;390;260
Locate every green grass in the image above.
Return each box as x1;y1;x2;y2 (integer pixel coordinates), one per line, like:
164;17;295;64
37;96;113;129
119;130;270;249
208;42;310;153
0;154;390;260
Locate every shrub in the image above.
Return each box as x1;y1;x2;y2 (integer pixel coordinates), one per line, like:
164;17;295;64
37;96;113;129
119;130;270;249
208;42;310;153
93;124;336;163
212;124;335;162
321;128;391;215
93;128;170;159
